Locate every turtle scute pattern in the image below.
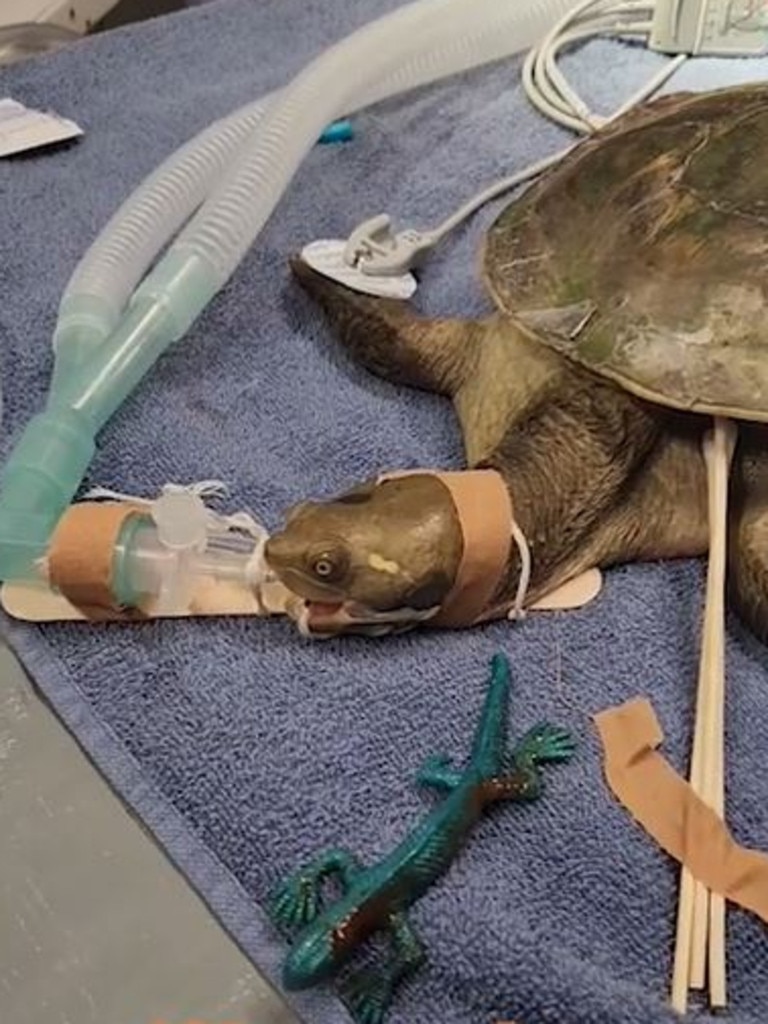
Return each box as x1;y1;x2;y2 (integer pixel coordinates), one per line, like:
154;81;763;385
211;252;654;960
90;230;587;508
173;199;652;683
483;83;768;422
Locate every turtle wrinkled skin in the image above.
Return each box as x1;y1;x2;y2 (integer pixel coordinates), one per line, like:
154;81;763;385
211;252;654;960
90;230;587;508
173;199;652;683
264;82;768;641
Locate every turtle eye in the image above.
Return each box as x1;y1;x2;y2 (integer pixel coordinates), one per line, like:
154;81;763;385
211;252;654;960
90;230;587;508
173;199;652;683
308;548;348;584
313;556;335;578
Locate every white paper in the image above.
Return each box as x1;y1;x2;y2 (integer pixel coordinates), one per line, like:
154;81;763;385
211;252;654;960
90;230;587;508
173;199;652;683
0;97;83;158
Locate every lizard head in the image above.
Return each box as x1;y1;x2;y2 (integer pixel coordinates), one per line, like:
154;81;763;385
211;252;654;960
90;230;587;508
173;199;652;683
264;473;463;638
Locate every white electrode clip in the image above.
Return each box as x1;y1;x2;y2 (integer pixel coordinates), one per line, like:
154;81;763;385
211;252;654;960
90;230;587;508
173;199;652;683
343;214;438;277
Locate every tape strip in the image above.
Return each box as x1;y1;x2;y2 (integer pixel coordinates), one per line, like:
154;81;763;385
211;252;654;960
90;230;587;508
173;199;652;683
47;502;149;619
431;470;514;628
594;697;768;925
377;469;514;628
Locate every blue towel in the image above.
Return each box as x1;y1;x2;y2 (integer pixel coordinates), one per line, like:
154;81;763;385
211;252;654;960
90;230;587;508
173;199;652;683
2;3;768;1022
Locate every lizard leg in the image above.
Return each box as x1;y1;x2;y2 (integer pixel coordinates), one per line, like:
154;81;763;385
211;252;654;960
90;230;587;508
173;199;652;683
485;724;577;803
269;849;364;932
415;752;463;793
509;722;576;770
340;912;426;1024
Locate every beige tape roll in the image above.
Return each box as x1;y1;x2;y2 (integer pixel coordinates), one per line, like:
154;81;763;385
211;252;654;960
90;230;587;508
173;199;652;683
47;502;149;619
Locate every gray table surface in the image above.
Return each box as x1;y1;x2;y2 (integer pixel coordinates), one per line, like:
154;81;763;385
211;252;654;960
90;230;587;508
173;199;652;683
0;641;298;1024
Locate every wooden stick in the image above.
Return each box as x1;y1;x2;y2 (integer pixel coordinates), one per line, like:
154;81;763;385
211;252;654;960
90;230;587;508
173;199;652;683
707;471;730;1007
689;535;723;992
671;593;712;1008
708;720;727;1006
670;416;735;1011
710;721;727;1007
671;865;697;1012
689;745;712;986
699;417;735;1006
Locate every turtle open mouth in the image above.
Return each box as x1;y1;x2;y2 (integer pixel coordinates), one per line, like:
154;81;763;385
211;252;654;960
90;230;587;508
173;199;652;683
298;596;378;636
296;595;440;638
262;560;438;637
302;599;346;628
283;587;354;634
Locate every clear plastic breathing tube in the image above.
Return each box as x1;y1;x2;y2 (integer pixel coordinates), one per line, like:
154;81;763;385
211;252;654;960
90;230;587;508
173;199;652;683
159;0;570;288
56;0;578;356
0;0;578;582
53;93;277;358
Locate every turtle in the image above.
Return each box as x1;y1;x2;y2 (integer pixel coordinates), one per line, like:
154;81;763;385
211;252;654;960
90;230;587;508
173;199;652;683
263;80;768;641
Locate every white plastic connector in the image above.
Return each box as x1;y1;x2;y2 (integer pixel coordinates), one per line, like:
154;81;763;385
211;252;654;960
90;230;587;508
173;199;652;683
87;479;270;613
150;490;209;552
146;491;208;613
343;214;438;276
300;239;418;299
650;0;768;55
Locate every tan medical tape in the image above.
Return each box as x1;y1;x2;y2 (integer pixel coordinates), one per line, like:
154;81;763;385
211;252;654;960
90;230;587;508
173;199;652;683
432;470;514;627
47;502;149;619
378;468;514;628
594;696;768;925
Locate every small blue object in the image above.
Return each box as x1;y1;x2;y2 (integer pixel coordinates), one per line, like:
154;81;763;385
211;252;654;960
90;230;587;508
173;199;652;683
318;119;354;144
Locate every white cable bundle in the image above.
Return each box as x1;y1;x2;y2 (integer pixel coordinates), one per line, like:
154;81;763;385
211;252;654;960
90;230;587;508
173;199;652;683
349;0;687;273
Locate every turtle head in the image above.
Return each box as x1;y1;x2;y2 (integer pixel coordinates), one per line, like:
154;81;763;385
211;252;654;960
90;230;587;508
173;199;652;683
264;474;463;637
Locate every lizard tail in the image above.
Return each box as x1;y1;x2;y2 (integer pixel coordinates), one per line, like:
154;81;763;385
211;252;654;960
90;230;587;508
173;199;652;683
466;652;511;781
466;654;576;800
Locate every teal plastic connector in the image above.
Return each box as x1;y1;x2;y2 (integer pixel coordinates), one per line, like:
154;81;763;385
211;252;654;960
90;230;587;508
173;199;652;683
319;119;355;143
0;408;95;579
0;249;220;583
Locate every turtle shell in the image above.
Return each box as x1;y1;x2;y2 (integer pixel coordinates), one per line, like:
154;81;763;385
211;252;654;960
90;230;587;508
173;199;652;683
483;82;768;421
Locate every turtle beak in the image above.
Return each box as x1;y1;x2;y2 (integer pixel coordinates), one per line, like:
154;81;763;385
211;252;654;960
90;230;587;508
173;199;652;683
262;533;293;572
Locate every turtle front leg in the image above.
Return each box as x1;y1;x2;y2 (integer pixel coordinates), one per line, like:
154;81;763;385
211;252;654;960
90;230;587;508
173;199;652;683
339;912;426;1024
570;425;709;574
268;849;364;932
290;255;483;397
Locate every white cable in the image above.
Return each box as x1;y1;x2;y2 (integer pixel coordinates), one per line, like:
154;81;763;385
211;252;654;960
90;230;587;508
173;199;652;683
508;518;533;620
348;0;689;277
84;479;269;543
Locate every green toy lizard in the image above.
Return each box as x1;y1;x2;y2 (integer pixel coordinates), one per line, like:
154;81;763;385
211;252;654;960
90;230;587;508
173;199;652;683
268;652;575;1024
